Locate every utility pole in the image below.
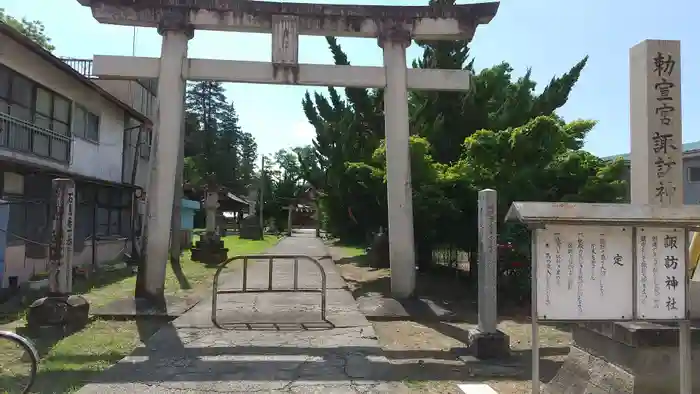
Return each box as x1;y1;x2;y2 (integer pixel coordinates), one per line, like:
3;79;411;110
259;155;265;238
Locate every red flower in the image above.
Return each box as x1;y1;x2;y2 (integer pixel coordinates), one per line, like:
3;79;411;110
511;261;523;267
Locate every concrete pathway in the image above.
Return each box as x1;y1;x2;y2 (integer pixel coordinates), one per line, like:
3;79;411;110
78;230;409;393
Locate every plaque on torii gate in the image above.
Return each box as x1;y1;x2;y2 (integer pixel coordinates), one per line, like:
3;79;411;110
76;0;500;301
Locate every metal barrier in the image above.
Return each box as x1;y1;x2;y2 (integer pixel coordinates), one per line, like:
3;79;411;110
211;254;328;329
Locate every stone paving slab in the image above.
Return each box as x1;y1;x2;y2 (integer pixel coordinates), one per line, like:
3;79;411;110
77;234;409;393
180;289;369;329
78;325;408;394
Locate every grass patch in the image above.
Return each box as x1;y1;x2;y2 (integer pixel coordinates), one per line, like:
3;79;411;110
332;245;367;258
1;235;279;393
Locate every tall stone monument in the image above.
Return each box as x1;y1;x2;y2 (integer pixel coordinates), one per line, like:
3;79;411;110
240;185;263;240
549;40;696;394
468;189;510;358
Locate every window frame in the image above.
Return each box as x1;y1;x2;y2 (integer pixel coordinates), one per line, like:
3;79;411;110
73;103;100;142
687;166;700;184
139;127;152;160
0;64;73;136
95;186;132;237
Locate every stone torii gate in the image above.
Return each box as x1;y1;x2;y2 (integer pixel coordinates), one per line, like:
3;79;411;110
76;0;500;300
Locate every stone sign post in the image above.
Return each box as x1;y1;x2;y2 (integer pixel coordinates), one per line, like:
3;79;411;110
630;40;682;208
48;178;76;295
287;203;294;236
506;202;696;394
630;38;690;394
469;189;510;358
27;178;89;330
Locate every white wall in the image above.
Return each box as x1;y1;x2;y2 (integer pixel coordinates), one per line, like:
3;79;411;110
94;79;156;121
0;33;127;183
5;239;128;287
71;125;124;183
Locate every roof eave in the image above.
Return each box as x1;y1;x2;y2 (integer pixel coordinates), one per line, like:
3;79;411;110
0;22;151;126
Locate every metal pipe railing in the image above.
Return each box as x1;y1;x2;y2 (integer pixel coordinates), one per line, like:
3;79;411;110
0;112;71;164
60;58;94;78
211;254;329;329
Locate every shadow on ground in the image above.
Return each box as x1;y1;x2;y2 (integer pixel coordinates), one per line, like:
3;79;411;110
0;268;136;326
336;253;570;327
68;331;567;386
332;250;573;391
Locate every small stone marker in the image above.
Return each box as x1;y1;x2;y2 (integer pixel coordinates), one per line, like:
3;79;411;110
467;189;510;359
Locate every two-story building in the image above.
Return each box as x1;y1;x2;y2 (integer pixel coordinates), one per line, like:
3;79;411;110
604;140;700;204
0;21;156;289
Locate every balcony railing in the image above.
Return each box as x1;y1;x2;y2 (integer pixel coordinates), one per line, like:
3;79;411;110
0;112;72;164
61;58;158;94
62;58;94;78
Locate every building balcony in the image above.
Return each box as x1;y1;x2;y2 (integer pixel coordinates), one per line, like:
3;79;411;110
61;58;157;121
0;112;72;164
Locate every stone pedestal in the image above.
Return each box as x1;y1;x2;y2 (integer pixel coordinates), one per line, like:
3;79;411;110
190;233;228;266
26;294;90;332
467;328;510;360
548;322;700;394
190;190;229;265
239;215;263;240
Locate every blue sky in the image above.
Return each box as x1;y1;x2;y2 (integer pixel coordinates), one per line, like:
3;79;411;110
3;0;699;157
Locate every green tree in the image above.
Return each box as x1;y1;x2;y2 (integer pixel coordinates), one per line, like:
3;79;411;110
239;132;258;189
186;81;228;134
301;27;625;275
0;9;55;51
210;102;244;190
184;81;252;192
259;148;309;232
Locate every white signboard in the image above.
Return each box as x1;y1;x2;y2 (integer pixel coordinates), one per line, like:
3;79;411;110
635;227;687;320
535;225;633;320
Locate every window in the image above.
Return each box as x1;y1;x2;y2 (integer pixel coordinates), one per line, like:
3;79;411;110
73;106;86;138
0;67;9;113
9;104;31;122
0;65;73;135
7;71;32;121
11;75;32;108
86;112;99;141
0;67;9;99
140;128;152;159
73;104;99;141
688;167;700;183
35;88;52;115
7;197;26;247
95;186;132;237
